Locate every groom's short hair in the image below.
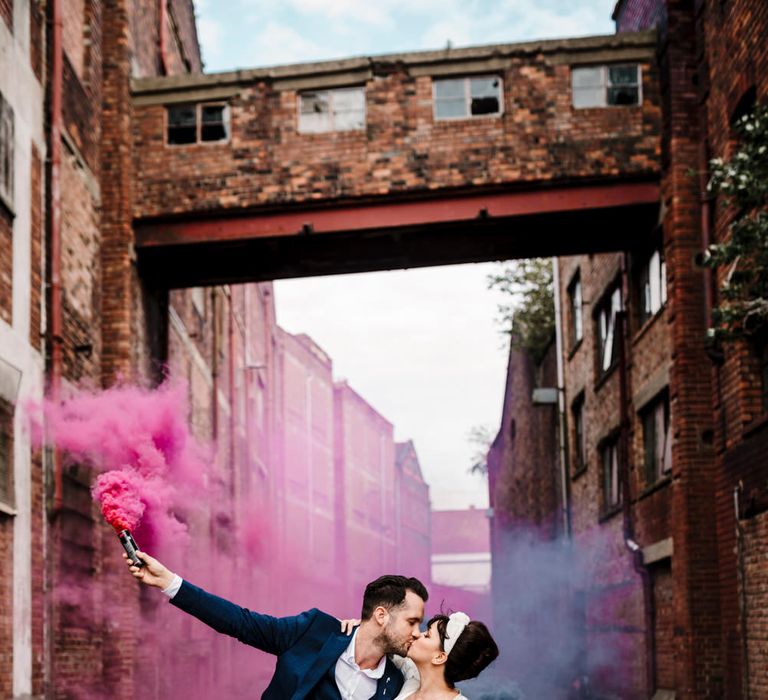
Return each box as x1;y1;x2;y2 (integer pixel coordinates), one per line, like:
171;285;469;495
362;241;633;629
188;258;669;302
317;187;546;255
360;574;429;620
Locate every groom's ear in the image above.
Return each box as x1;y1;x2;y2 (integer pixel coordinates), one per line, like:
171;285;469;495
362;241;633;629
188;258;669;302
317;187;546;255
373;605;389;627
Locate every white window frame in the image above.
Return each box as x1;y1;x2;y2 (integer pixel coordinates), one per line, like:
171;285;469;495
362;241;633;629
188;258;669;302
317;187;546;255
432;75;504;121
571;64;643;109
639;248;667;322
568;272;583;346
297;87;366;134
597;285;623;374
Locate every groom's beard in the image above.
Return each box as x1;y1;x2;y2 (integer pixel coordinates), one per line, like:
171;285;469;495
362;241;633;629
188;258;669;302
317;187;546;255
379;624;411;657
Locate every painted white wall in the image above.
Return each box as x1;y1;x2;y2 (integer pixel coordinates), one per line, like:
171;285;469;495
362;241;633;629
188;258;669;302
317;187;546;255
431;552;492;592
0;0;46;695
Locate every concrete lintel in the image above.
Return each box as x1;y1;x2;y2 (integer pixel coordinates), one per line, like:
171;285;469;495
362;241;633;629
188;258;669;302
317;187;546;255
272;69;373;93
548;46;656;66
131;30;657;96
133;85;243;106
643;537;673;565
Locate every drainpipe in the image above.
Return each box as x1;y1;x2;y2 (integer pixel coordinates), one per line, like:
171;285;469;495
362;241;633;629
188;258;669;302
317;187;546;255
228;287;237;504
158;0;168;74
211;288;219;440
616;280;657;694
49;0;64;514
551;257;571;539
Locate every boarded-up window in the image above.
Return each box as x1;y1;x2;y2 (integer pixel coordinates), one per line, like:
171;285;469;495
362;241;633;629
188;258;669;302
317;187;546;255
298;87;365;133
434;75;503;120
572;64;641;108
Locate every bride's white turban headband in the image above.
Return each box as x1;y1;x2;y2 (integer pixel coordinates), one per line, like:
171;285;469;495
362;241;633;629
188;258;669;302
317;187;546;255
444;612;470;656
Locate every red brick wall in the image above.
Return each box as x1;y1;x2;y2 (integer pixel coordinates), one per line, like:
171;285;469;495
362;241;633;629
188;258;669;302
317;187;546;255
30;0;44;81
743;509;768;698
132;39;660;220
0;0;11;32
30;145;42;349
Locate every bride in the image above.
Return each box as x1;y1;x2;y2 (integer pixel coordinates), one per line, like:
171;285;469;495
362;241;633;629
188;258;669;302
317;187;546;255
342;611;499;699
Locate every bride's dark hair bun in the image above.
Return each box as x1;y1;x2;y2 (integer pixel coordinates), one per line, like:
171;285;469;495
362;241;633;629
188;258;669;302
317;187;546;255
427;614;500;686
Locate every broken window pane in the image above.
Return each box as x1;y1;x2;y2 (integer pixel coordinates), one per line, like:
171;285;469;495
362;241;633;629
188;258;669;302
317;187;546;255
470;76;501;115
573;64;641;108
201;104;229;142
167;104;197;144
435;76;502;120
299;89;364;133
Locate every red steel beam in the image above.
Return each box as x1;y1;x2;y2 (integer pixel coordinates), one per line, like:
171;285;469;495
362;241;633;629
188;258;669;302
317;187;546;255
136;181;659;248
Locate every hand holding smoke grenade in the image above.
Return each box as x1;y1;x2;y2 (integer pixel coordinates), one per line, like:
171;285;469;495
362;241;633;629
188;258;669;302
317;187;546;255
118;529;145;568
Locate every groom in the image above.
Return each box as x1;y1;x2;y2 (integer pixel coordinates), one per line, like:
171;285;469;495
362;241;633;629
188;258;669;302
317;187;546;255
125;551;428;699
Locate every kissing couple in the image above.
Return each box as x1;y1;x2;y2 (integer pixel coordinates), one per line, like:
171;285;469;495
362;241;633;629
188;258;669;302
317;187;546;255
125;551;499;699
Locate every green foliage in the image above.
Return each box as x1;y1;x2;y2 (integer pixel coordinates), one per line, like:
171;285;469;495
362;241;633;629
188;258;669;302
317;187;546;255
467;424;494;476
704;103;768;341
488;258;555;362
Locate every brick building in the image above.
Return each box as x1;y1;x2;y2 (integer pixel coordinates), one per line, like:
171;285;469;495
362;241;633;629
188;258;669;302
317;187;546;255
489;1;768;698
1;0;766;697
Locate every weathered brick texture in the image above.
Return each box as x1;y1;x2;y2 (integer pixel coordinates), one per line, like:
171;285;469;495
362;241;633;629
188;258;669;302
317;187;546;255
131;33;661;220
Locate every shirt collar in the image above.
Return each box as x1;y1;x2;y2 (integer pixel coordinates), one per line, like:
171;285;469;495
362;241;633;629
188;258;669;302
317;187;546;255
341;629;387;679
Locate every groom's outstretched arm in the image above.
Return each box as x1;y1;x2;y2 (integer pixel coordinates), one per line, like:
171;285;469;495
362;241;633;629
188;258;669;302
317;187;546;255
126;551;314;655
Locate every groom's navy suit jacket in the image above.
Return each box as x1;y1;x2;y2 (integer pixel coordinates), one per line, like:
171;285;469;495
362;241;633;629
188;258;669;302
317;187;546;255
171;580;405;700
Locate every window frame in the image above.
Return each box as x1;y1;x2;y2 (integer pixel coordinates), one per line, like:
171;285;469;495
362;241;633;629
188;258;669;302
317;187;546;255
567;270;584;350
0;92;14;212
571;392;586;475
637;246;668;326
599;433;622;513
640;390;672;485
594;281;623;379
297;86;366;134
432;74;505;122
571;64;643;109
166;101;231;146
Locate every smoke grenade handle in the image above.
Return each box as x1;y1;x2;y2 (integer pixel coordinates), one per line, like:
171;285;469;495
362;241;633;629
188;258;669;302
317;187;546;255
118;529;145;568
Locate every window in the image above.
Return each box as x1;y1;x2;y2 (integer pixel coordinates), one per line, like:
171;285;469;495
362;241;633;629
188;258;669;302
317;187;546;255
434;75;503;120
572;394;586;473
568;272;583;347
641;392;672;484
638;248;667;324
572;65;641;108
298;87;365;133
596;284;623;375
167;103;230;145
601;437;621;511
0;92;14;208
0;399;13;510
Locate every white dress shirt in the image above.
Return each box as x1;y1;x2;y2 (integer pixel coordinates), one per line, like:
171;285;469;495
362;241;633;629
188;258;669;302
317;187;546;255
334;629;387;700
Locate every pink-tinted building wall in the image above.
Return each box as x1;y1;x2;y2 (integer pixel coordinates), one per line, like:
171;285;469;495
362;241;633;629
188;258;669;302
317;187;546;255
395;441;432;586
275;330;340;613
334;380;398;603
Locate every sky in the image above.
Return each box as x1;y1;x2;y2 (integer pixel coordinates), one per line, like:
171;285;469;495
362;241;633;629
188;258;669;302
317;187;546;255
194;1;617;509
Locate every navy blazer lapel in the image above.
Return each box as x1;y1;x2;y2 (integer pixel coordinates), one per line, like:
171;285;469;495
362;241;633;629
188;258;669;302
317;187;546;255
292;631;350;699
375;657;404;699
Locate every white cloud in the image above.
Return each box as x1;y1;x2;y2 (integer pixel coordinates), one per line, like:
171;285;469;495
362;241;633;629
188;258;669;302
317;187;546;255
197;16;223;66
246;21;341;66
